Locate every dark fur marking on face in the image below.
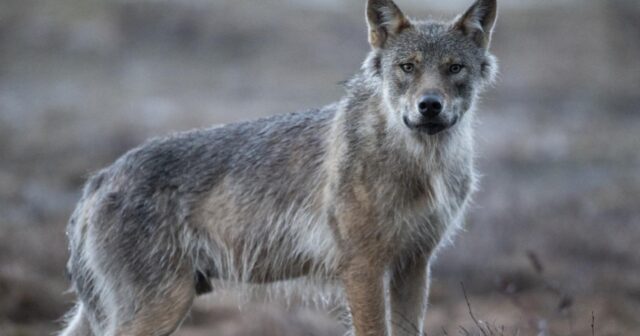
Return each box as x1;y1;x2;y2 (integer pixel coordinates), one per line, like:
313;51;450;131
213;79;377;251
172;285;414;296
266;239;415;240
456;82;471;97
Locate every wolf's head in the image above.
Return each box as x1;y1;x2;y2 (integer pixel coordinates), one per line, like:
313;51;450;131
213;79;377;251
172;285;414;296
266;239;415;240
364;0;498;135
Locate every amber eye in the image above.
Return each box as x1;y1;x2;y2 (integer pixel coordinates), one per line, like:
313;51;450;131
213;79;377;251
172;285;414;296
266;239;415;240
400;63;415;73
449;64;464;74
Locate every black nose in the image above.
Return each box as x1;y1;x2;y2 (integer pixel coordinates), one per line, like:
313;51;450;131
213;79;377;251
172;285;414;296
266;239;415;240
417;93;444;118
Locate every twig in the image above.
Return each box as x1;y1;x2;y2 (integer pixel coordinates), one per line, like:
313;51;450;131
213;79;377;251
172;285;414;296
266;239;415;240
458;326;471;335
526;250;544;274
461;282;489;336
591;311;595;336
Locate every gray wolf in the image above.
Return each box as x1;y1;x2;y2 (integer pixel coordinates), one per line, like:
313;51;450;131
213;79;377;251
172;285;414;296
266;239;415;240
60;0;497;335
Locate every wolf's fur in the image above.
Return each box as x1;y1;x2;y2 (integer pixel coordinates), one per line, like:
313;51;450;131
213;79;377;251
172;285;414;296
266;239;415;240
59;1;497;335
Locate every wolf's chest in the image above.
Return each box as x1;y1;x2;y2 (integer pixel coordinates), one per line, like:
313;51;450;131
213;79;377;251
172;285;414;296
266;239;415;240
395;164;474;252
429;167;473;215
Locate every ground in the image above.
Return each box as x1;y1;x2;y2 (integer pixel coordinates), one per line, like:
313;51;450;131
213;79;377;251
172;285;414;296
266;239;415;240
0;0;639;335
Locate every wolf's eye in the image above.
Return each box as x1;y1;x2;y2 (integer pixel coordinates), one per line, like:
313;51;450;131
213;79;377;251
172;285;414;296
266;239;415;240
400;63;415;73
449;64;464;74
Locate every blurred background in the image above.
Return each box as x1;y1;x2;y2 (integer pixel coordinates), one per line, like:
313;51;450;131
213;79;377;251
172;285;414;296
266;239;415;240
1;0;639;335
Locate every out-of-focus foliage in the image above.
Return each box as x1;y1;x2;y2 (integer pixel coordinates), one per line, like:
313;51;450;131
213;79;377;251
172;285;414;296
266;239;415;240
0;0;638;335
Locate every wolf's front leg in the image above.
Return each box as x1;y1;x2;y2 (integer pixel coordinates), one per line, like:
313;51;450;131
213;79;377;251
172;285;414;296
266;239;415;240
342;255;387;336
390;255;430;336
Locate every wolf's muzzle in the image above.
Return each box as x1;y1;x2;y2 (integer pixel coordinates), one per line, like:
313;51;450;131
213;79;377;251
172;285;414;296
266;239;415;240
403;115;458;135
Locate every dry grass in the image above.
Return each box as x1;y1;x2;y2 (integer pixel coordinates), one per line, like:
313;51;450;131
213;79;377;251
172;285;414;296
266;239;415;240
1;0;639;335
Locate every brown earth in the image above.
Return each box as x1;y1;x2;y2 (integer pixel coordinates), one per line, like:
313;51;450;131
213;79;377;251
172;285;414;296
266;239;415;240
0;0;639;335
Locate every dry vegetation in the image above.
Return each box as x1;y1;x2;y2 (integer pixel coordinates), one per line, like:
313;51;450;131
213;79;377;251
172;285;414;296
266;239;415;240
1;0;639;335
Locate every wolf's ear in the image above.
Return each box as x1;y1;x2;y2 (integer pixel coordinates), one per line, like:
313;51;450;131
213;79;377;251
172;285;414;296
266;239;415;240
454;0;497;49
366;0;411;49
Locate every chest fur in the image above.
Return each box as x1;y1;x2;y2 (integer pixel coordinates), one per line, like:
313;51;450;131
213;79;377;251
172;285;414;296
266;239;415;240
380;139;476;256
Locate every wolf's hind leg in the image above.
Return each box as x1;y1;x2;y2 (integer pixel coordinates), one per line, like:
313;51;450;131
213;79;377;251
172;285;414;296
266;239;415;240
110;271;196;336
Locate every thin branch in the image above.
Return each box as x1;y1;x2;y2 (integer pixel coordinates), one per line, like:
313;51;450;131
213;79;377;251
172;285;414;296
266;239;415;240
458;326;472;336
461;282;489;336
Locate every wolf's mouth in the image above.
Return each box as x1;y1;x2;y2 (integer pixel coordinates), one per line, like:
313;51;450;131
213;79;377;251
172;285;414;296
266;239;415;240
404;115;458;135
